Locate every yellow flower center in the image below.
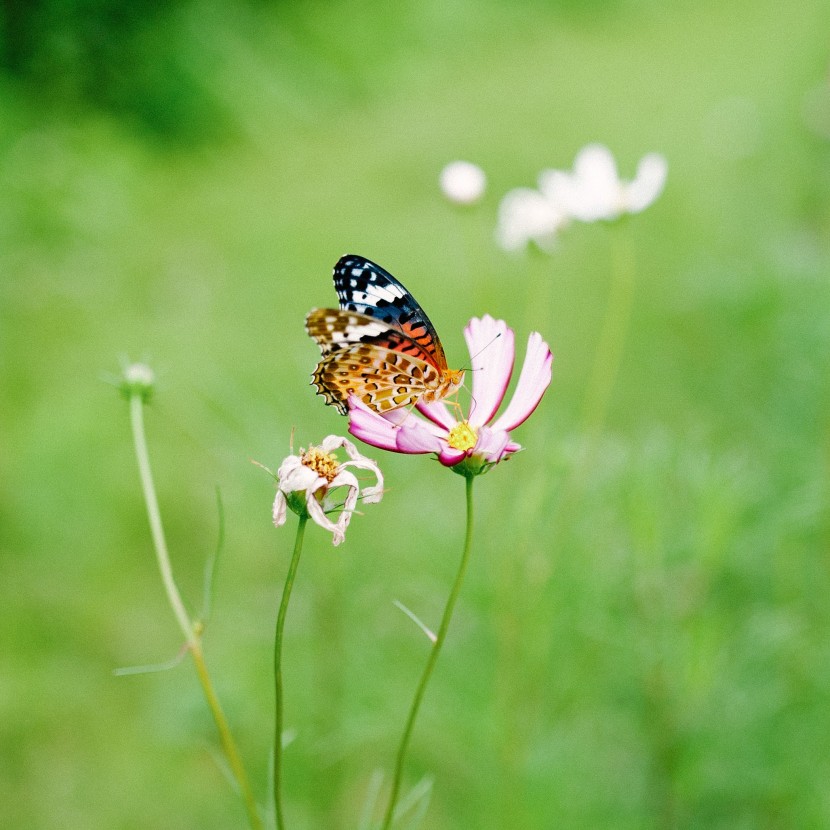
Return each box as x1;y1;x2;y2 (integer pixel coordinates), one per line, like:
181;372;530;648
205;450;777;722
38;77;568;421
301;446;339;482
447;421;478;452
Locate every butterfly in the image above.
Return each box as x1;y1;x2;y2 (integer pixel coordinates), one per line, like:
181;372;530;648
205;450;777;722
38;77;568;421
306;255;464;415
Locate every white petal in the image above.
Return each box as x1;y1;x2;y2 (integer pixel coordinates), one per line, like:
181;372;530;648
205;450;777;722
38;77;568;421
495;188;565;252
306;481;355;546
320;434;354;456
276;454;302;480
538;169;578;214
573;143;619;183
569;143;622;221
625;153;668;212
272;491;288;527
279;463;322;495
327;468;359;494
338;456;384;505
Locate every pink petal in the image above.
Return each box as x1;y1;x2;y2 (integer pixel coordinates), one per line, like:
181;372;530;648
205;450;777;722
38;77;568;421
385;405;448;438
415;399;457;430
490;332;553;432
474;426;513;462
396;420;447;455
348;398;399;452
438;447;467;466
381;407;411;426
464;315;514;427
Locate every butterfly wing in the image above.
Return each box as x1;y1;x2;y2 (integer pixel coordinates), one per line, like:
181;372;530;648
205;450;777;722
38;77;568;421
311;342;443;415
306;256;461;415
305;309;392;356
333;254;449;371
306;308;444;366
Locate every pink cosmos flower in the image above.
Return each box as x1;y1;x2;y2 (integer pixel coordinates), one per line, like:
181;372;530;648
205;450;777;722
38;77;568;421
348;315;553;475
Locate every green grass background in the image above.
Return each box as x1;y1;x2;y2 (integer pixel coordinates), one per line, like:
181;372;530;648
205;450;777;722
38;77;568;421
2;0;830;827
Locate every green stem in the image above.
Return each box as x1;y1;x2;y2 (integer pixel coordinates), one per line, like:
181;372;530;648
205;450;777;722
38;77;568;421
273;513;308;830
571;223;637;496
381;475;475;829
584;225;635;444
130;394;193;643
128;393;263;830
190;641;263;829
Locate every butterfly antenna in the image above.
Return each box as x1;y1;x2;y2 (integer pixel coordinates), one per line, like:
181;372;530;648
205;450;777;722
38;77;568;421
453;331;503;418
465;332;502;371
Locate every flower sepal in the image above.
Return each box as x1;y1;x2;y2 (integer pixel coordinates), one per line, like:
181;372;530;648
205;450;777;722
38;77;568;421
448;454;495;479
284;489;311;519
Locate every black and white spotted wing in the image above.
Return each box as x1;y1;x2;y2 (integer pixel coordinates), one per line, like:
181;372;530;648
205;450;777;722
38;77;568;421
332;254;449;372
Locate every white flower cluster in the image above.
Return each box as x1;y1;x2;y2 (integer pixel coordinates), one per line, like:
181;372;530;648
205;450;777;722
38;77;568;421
497;144;667;252
438;146;667;254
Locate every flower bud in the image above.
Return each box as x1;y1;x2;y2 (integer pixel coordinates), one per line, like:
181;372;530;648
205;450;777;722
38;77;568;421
440;160;486;206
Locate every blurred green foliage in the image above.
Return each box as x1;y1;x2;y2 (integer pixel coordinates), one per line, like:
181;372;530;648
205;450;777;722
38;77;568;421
1;0;830;828
0;0;231;141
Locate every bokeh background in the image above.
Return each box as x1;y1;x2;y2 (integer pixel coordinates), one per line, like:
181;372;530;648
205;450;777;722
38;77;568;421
2;0;829;827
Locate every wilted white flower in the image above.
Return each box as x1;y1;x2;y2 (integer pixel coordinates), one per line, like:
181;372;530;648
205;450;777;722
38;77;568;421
272;435;383;546
495;187;569;252
439;160;487;205
540;144;667;222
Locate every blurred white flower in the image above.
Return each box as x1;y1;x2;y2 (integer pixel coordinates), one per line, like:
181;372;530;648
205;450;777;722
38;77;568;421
539;144;667;222
495;187;568;253
439;160;487;205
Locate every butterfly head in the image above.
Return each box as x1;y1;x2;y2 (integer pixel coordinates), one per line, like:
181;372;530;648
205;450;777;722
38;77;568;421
444;368;465;388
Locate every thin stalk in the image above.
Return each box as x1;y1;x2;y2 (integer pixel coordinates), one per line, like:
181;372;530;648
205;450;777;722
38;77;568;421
381;475;475;830
128;394;263;830
130;394;193;643
190;641;263;827
578;223;636;476
273;513;308;830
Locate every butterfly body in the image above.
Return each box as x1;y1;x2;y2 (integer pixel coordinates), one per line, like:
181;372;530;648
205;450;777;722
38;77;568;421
306;256;463;415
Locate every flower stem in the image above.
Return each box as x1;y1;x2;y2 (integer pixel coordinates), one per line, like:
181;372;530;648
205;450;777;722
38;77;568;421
129;394;193;644
128;393;263;830
381;475;475;829
273;513;308;830
574;222;636;492
190;641;263;828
